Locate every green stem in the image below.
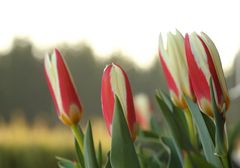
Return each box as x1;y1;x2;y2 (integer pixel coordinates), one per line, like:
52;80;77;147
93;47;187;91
214;114;230;168
71;124;84;152
209;78;231;168
184;108;198;148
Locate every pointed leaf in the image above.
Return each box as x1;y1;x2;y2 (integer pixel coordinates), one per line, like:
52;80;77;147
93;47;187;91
97;142;103;168
84;121;99;168
110;96;140;168
185;96;222;167
156;92;191;151
74;138;84;168
160;91;189;134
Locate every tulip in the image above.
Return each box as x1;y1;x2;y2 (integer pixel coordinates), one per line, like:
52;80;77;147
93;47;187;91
185;32;229;117
101;63;136;138
44;49;83;126
134;93;153;130
159;30;195;108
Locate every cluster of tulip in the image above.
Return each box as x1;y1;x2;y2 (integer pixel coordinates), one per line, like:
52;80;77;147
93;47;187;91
159;31;229;116
44;31;233;168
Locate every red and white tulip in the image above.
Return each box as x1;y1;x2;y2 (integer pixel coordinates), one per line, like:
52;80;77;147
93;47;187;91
44;49;83;125
134;93;153;130
101;63;136;138
185;32;229;117
159;30;195;108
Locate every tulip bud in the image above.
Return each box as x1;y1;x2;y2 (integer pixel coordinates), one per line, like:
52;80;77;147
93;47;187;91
185;32;229;117
44;49;83;125
134;93;153;130
101;63;136;138
159;30;195;108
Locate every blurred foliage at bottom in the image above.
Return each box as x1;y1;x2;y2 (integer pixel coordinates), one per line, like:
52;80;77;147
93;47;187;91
0;146;74;168
0;116;110;168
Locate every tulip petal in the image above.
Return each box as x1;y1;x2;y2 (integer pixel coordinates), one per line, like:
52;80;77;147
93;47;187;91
110;64;127;114
197;36;223;108
101;63;136;137
159;52;180;99
200;33;229;110
44;49;83;125
185;34;212;116
159;34;180;98
159;31;195;107
55;49;82;118
119;65;136;134
44;54;62;114
101;64;115;134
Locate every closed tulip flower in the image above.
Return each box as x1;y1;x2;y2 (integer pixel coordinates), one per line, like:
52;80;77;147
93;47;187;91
185;32;229;117
134;93;153;130
44;49;83;126
101;63;136;139
159;30;195;108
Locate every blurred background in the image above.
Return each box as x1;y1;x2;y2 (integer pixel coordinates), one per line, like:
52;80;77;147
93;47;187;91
0;0;239;167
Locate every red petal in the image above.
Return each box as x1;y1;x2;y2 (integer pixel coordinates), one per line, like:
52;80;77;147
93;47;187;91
101;64;115;135
55;49;82;115
159;51;179;97
116;64;136;135
184;34;211;106
44;60;60;115
198;37;223;107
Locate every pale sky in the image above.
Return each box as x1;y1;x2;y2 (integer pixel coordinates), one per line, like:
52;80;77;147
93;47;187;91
0;0;239;70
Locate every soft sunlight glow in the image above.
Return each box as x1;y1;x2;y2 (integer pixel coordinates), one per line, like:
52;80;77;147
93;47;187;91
0;0;239;70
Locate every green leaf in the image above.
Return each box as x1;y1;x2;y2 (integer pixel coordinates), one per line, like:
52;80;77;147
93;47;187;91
74;138;84;168
202;113;215;144
138;130;159;139
135;137;170;167
159;91;190;133
155;92;191;151
150;116;161;134
209;79;231;168
83;121;99;168
161;137;182;168
191;152;216;168
157;91;196;148
110;96;140;168
183;152;216;168
97;142;103;168
209;79;226;157
56;157;77;168
157;90;173;111
185;96;222;167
